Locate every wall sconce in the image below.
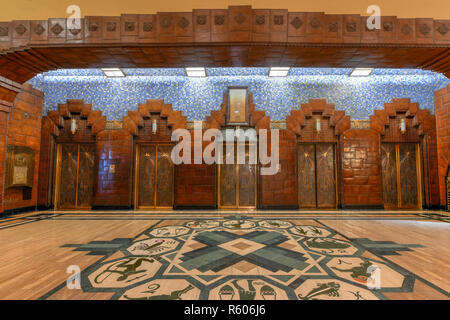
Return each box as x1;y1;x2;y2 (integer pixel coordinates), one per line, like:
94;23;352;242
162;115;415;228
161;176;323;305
315;118;321;133
400;118;407;134
152;119;158;134
70;119;77;135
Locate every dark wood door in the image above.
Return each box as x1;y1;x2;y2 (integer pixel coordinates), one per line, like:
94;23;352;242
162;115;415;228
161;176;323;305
137;145;156;207
381;143;398;208
297;144;316;208
156;145;174;207
316;144;336;208
219;149;237;207
77;145;96;207
399;143;419;208
381;143;421;209
297;143;336;209
57;143;95;209
238;145;257;207
219;143;256;208
136;144;173;208
58;144;78;209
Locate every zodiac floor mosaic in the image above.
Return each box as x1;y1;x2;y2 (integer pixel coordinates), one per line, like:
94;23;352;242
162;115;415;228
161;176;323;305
28;67;450;121
38;215;450;300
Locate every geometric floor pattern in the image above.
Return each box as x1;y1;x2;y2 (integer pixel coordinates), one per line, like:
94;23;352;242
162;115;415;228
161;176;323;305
38;215;449;300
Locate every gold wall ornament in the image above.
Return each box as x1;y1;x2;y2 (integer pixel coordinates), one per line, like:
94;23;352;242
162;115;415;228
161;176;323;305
5;145;35;189
400;118;407;134
315;118;321;133
70;119;78;135
152;119;158;134
226;87;249;126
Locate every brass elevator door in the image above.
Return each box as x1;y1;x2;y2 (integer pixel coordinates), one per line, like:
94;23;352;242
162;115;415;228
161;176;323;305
56;143;95;209
219;143;257;209
297;143;337;209
381;143;421;209
135;144;174;208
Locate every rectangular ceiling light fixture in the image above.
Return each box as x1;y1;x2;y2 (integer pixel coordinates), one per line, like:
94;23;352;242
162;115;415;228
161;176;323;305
350;68;373;77
185;67;206;77
269;67;290;77
101;68;125;77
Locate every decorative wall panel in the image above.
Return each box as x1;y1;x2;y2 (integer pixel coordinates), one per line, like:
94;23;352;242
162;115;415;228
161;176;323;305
316;143;336;208
58;144;78;208
381;143;398;207
138;145;156;207
28;68;449;122
77;144;95;207
399;143;419;208
297;144;316;208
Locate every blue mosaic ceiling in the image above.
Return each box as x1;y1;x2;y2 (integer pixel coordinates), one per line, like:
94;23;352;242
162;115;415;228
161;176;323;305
28;68;450;121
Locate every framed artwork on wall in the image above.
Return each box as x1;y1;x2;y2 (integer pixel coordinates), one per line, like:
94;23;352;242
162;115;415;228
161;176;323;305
5;145;35;189
226;86;249;126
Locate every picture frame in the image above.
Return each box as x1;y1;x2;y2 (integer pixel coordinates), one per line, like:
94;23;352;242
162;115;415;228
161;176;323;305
226;86;249;126
5;145;35;189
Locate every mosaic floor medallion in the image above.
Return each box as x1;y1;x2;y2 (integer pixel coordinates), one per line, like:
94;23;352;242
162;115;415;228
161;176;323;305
48;216;443;300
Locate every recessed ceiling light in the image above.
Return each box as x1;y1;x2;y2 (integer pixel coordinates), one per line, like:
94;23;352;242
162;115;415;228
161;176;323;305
269;67;290;77
185;67;206;77
101;68;125;77
350;68;373;77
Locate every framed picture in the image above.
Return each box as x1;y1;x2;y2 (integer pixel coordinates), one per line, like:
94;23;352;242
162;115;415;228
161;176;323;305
5;145;35;189
226;87;249;126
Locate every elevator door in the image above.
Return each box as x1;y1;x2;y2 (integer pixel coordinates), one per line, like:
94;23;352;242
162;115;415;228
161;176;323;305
219;143;257;208
381;143;421;209
56;144;95;209
297;143;337;209
136;144;174;208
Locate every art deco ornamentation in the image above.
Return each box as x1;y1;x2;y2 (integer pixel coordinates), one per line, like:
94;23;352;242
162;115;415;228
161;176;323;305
419;23;431;35
274;15;284;25
143;22;153;32
255;15;265;26
214;15;225;26
5;145;35;189
234;13;246;25
226;87;249;125
290;17;303;30
160;17;172;29
196;15;207;25
310;17;321;30
0;26;9;37
106;22;117;32
437;23;449;35
401;24;413;36
15;24;27;36
346;22;356;32
177;17;190;29
328;22;338;32
88;22;99;32
124;21;135;32
383;22;393;32
51;23;63;35
33;24;45;35
69;28;81;36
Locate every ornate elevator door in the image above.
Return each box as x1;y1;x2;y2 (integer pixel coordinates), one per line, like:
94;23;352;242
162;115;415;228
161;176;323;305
135;144;174;209
218;143;257;209
381;143;421;209
297;143;337;209
55;144;96;209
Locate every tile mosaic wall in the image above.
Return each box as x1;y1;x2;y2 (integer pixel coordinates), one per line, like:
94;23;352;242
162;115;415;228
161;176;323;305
28;68;450;121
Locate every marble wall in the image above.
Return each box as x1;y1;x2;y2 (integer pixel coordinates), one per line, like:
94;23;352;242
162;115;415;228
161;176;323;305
28;68;450;121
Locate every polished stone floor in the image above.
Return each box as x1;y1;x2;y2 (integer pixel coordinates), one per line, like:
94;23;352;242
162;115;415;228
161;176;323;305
0;210;449;300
